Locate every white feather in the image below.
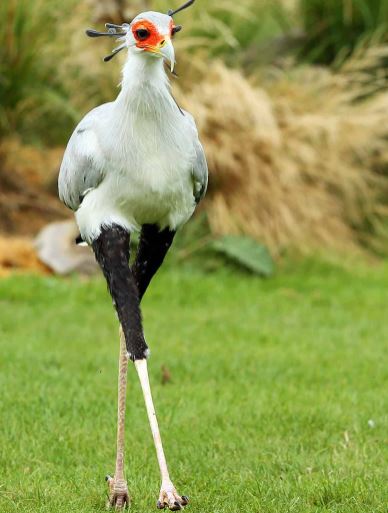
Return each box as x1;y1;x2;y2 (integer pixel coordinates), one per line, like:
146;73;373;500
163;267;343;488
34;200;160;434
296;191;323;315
59;19;207;243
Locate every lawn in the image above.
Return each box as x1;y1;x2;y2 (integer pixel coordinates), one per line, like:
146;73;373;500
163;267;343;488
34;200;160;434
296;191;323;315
0;259;387;513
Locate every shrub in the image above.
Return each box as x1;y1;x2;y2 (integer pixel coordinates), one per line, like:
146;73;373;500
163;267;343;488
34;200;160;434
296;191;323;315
180;54;388;256
0;0;78;144
299;0;388;64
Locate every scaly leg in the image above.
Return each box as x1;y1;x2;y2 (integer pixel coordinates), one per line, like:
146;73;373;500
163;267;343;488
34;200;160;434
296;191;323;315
106;327;130;509
135;359;189;511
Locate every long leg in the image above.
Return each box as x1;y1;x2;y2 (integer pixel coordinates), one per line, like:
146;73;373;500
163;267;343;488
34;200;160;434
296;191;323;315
132;224;175;302
106;327;130;509
135;359;189;511
133;226;188;509
92;225;146;509
92;224;186;511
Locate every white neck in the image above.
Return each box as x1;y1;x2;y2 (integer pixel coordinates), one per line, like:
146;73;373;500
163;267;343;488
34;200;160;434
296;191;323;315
115;51;176;117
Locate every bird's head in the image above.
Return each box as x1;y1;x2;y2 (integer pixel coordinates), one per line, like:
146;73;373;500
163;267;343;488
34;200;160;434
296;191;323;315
126;12;178;72
86;0;195;73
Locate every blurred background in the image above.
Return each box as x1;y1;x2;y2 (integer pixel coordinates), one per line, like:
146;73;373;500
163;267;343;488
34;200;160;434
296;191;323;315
1;0;388;274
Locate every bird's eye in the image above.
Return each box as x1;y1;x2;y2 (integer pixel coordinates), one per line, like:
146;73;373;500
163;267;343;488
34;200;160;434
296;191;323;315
135;28;150;40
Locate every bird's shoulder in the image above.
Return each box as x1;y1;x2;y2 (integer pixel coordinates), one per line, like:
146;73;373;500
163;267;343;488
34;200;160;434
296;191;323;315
180;109;208;203
72;102;114;139
180;109;198;134
58;102;114;211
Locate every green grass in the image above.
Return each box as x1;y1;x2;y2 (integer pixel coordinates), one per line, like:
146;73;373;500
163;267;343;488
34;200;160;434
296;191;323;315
0;259;387;513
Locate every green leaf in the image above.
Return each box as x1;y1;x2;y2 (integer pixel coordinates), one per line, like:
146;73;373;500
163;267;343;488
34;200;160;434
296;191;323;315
211;235;274;276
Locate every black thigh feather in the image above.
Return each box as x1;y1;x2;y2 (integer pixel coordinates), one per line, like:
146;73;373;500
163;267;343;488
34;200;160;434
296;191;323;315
92;224;148;361
132;224;175;302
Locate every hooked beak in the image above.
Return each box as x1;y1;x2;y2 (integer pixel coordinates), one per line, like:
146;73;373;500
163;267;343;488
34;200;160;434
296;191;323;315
145;37;175;73
160;38;175;72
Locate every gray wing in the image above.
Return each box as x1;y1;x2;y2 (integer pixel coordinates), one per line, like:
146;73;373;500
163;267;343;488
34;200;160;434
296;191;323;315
58;106;108;211
184;110;208;204
192;138;208;204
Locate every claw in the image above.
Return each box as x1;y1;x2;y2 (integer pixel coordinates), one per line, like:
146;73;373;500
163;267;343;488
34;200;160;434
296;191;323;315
157;483;188;511
106;474;130;510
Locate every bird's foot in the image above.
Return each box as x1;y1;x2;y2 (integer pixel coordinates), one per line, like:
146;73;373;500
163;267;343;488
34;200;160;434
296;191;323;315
106;474;130;510
157;481;189;511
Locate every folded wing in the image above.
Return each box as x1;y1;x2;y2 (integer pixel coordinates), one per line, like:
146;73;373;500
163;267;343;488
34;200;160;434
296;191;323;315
58;107;108;211
184;110;208;204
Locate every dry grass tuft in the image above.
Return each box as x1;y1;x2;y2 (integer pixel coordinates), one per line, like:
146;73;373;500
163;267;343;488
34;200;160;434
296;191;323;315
180;52;388;256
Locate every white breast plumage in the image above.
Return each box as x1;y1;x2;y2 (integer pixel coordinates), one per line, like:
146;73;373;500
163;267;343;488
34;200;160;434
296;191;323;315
105;104;197;231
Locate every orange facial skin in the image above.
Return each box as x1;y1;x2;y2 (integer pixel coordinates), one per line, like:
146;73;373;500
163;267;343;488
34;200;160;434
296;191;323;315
132;19;175;50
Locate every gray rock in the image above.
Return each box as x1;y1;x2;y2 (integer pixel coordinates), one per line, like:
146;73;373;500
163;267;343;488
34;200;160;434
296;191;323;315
35;221;98;275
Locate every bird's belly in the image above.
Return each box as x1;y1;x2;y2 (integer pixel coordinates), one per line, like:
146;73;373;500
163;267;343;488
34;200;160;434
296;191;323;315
113;162;195;230
75;120;197;241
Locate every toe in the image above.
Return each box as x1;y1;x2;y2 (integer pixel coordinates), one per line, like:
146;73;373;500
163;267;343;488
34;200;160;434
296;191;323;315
167;494;177;509
158;485;188;511
173;492;188;509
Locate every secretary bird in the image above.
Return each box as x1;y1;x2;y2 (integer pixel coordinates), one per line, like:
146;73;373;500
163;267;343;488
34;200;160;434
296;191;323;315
58;0;207;509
